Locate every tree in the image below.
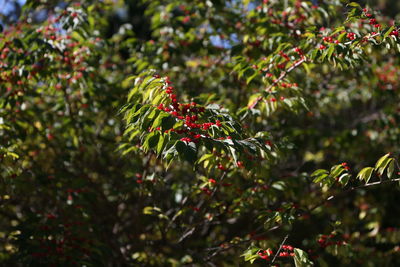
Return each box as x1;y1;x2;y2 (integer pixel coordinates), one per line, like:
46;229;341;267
1;0;400;266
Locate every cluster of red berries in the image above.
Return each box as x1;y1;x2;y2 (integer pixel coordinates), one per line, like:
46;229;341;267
250;184;269;192
293;47;304;56
341;162;350;171
260;45;304;94
200;187;212;196
390;30;399;37
153;76;263;169
248;231;267;241
258;245;295;261
207;178;234;188
180;137;193;143
375;63;400;90
217;163;226;171
317;233;346;248
258;248;273;260
280;82;297;88
66;188;86;203
259;0;308;26
362;9;399;38
278;245;295;257
155;76;225;137
323;36;341;44
208;148;255;172
363;8;381;29
152;76;264;172
189;206;200;212
135;173;143;184
347;32;356;40
268;96;286;102
279;51;290;61
320;30;355;49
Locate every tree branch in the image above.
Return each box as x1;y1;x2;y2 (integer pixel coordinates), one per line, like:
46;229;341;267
270;234;289;265
248;58;306;109
310;177;400;211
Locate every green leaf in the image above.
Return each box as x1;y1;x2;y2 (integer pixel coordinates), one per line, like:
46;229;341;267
383;26;395;39
142;131;159;152
294;248;314;267
196;153;214;164
143;206;161;215
6;152;19;159
241;246;260;264
375;154;393;176
175;141;197;163
313;173;329;183
347;2;361;8
143;206;154;215
156;134;166;154
357;167;374;183
337;32;347;42
311;169;329;177
161;114;176;130
272;181;286;191
310;48;319;61
338;173;351;186
330;165;345;179
332;26;345;35
375;153;391;170
377;158;393;176
327;45;335;60
387;160;395;179
264;212;282;229
152;112;169;129
246;72;258;84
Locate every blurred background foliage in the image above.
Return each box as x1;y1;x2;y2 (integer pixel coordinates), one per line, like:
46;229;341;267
0;0;400;266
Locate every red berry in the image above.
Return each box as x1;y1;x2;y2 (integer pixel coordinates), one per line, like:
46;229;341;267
346;32;355;40
180;137;192;143
182;16;190;24
47;214;56;219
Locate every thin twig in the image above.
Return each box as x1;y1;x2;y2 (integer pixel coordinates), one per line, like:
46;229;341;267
205;225;280;261
270;234;289;265
248;58;306;109
310;177;400;211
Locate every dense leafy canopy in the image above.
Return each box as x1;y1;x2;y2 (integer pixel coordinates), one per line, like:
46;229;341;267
1;0;400;266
